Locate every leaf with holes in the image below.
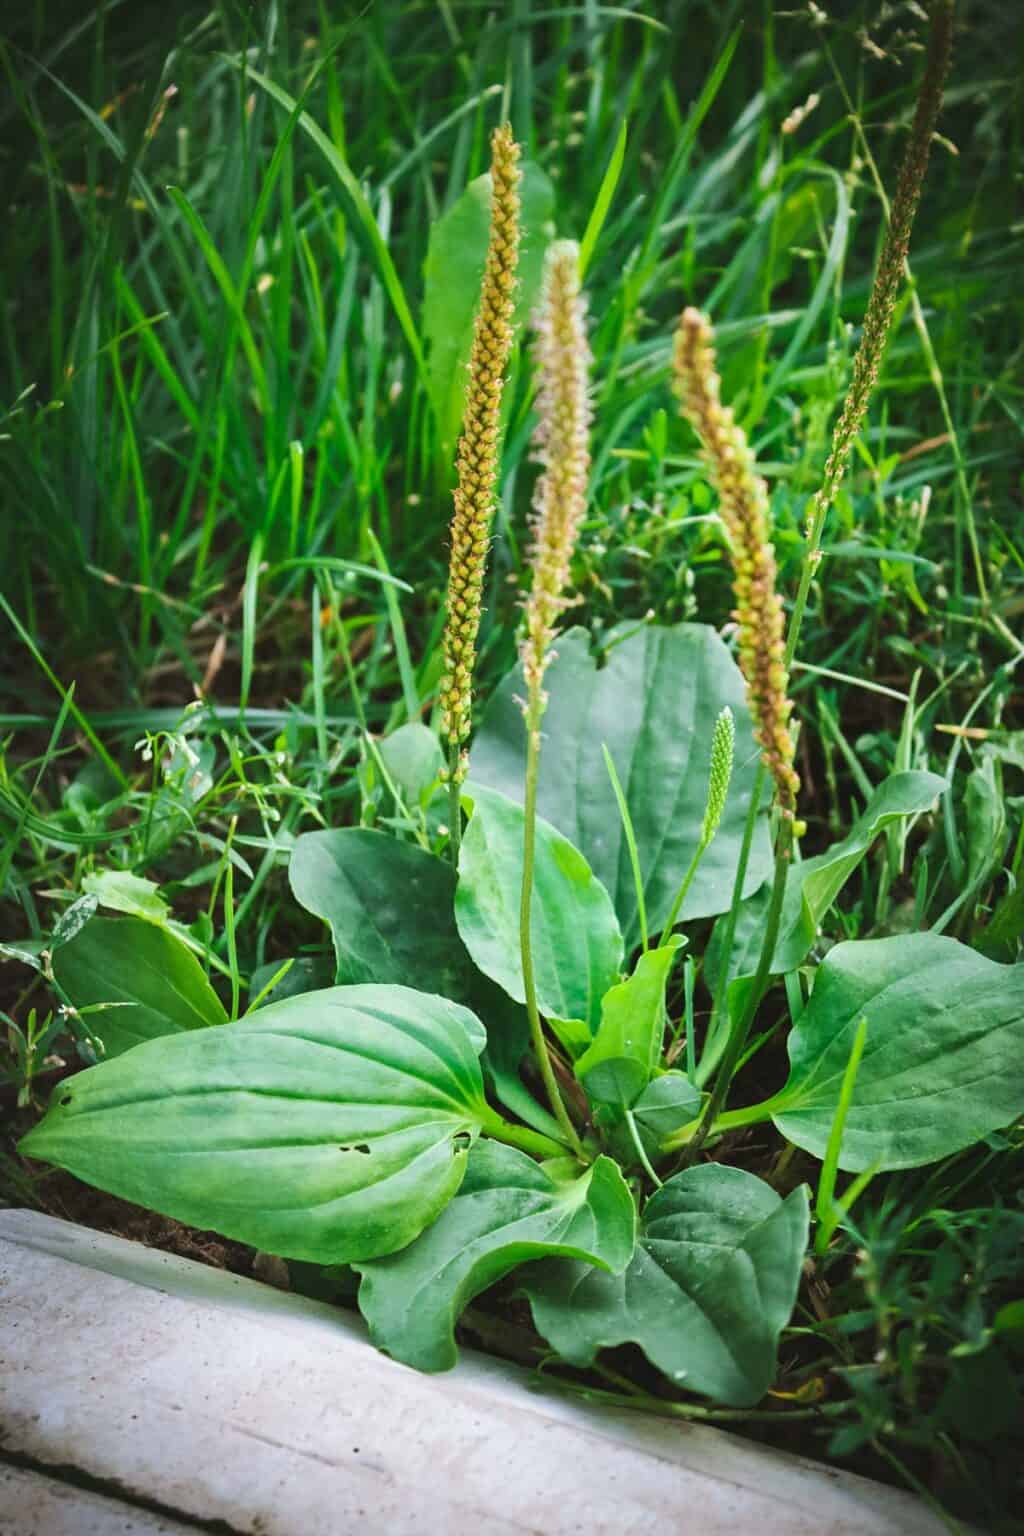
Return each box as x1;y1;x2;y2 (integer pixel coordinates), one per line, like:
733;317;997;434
20;984;495;1264
470;624;772;951
355;1140;636;1371
522;1165;809;1406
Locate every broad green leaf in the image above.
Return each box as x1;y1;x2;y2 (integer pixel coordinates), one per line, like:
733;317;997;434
288;827;544;1131
423;162;554;463
378;723;443;810
455;784;623;1030
706;770;947;989
470;624;773;950
20;984;493;1264
523;1165;809;1406
976;877;1024;962
575;938;683;1108
355;1140;636;1371
772;934;1024;1171
632;1071;702;1141
83;869;169;924
289;829;473;1000
471;976;563;1145
604;1070;704;1168
51;915;226;1055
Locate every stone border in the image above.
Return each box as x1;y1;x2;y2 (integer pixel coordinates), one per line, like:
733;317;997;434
1;1209;949;1535
1;1464;202;1535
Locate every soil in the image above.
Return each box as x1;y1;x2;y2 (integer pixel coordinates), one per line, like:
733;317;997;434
25;1169;256;1277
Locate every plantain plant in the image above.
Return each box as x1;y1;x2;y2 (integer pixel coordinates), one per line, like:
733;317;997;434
23;1;1024;1413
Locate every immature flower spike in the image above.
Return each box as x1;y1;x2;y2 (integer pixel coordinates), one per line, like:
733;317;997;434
440;124;522;768
673;309;799;814
701;706;735;848
521;240;592;710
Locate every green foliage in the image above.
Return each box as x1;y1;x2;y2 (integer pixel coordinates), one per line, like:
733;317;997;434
52;915;226;1055
289;829;472;997
81;870;170;924
706;770;949;991
575;938;683;1109
377;724;444;812
455;783;623;1032
20;984;495;1263
523;1166;809;1406
2;2;1022;1516
771;934;1024;1170
355;1140;635;1371
470;625;773;949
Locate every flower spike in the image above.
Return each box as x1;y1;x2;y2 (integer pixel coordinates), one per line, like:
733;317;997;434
673;309;799;815
521;239;593;716
440;123;522;778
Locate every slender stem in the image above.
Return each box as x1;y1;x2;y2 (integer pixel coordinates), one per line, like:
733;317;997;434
562;1380;829;1426
657;840;705;949
702;763;766;1077
684;819;793;1165
706;1097;787;1135
446;739;462;870
625;1109;663;1188
520;700;585;1158
479;1105;569;1161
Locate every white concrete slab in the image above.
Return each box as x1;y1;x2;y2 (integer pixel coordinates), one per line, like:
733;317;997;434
0;1207;949;1536
0;1464;202;1534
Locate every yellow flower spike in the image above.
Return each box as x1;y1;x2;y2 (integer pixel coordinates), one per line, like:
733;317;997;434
514;238;594;1159
440;123;522;781
521;239;593;720
672;307;800;816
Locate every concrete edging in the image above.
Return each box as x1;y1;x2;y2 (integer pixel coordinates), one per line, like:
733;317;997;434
0;1208;948;1535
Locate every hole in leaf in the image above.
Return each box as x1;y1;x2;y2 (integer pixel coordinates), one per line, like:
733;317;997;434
60;1095;72;1106
451;1131;472;1154
338;1143;371;1155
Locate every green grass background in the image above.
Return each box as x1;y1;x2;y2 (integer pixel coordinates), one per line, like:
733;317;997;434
1;3;1022;1524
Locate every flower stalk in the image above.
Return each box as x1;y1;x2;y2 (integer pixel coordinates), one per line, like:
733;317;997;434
672;311;800;1153
658;706;734;947
440;123;522;863
673;308;799;818
519;241;592;1157
788;0;954;664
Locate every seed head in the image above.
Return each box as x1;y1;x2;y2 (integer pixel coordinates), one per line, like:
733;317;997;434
673;309;799;814
811;0;953;532
521;240;592;713
440;124;522;770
